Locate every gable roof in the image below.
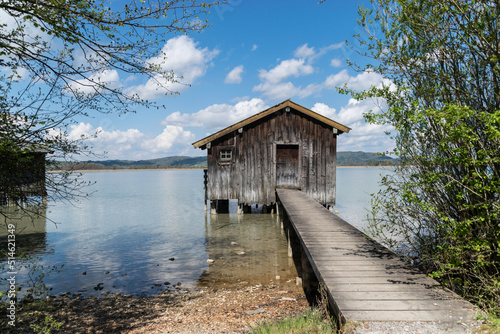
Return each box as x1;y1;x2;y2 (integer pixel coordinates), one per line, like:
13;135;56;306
192;99;351;149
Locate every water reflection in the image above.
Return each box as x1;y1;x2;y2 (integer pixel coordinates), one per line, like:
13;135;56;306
0;169;386;299
0;205;48;257
198;212;298;288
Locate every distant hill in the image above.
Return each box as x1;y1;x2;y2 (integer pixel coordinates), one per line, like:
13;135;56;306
53;156;207;170
52;152;395;170
337;151;396;166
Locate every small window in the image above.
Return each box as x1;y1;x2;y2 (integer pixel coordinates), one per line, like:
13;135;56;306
220;149;232;161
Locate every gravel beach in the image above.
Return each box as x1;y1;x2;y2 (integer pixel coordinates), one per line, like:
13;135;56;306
2;280;311;333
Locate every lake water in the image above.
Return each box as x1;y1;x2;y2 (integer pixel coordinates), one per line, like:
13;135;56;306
1;167;389;298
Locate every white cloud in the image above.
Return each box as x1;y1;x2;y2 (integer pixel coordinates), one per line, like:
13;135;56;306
251;44;258;51
144;125;195;154
310;102;337;120
324;69;351;88
7;67;29;81
225;65;244;84
162;98;268;131
126;35;219;100
293;44;315;59
253;55;319;99
312;99;394;153
324;69;391;91
253;81;320;100
294;43;344;62
330;58;343;67
258;59;314;84
344;70;391;91
61;122;195;159
253;43;347;100
66;69;121;95
338;121;394;152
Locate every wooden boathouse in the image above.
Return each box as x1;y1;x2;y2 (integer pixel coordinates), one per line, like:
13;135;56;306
0;144;52;205
192;99;350;213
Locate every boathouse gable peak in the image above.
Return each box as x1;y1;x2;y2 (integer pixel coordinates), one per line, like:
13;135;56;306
192;99;350;150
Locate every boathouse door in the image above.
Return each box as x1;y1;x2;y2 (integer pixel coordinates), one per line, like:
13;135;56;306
276;144;299;189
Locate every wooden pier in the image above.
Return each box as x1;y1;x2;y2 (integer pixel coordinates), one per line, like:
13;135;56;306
276;189;478;325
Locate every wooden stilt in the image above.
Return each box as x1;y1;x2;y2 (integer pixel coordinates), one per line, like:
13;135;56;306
210;200;217;215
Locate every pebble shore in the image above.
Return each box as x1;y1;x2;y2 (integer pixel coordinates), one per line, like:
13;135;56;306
2;280;310;333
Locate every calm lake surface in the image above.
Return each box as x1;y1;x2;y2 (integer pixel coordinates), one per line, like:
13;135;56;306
1;167;389;298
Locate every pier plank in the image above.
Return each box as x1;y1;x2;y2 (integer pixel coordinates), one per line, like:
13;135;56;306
276;189;478;324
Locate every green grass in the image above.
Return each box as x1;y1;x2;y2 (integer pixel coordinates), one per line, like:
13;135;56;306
477;312;500;334
249;309;336;334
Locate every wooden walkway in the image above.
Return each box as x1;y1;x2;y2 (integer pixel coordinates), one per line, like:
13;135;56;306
276;189;478;324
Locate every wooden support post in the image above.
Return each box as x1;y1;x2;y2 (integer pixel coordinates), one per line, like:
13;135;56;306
210;200;217;215
203;169;208;211
277;202;284;228
203;168;208;195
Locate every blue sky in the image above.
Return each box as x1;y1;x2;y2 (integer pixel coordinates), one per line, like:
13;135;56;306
54;1;395;160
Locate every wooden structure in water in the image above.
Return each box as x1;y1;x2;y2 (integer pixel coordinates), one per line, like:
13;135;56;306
276;189;478;328
0;145;52;205
193;100;350;213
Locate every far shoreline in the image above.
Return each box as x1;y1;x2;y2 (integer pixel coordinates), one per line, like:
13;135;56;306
48;165;392;173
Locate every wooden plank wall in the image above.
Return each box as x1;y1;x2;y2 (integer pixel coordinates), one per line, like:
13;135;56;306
206;108;337;206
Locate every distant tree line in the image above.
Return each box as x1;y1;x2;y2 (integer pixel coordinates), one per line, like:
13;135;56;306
48;152;397;171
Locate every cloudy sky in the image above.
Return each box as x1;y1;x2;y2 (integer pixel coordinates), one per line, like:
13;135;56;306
59;0;395;160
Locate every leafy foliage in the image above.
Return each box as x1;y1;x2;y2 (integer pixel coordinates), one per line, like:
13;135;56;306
348;0;500;314
0;0;219;208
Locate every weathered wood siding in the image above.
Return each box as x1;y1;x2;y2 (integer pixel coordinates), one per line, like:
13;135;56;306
206;107;337;206
0;152;48;203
